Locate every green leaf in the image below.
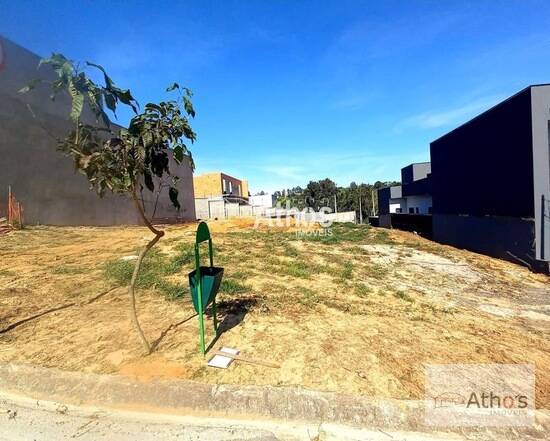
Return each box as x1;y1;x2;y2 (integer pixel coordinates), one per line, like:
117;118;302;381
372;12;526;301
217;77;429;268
183;96;195;118
169;187;180;210
186;151;195;171
144;170;155;192
18;78;43;94
166;82;180;92
112;88;138;114
86;61;114;89
85;89;111;128
145;103;162;113
142;131;153;148
69;82;84;122
39;54;74;81
173;145;184;164
86;61;139;114
151;150;169;176
104;93;117;114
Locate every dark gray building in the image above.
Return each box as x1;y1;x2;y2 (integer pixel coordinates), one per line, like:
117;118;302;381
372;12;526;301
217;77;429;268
430;85;550;271
378;162;432;215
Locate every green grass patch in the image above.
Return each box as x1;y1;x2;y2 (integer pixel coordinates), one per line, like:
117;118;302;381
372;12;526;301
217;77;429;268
166;242;195;272
369;229;394;244
393;290;414;303
228;270;248;279
324;261;354;280
297;287;319;307
292;223;373;245
363;263;389;280
282;242;300;257
52;265;85;275
279;260;312;278
157;280;186;300
103;248;186;300
295;229;341;244
331;223;370;242
220;278;249;295
341;261;354;279
354;282;372;297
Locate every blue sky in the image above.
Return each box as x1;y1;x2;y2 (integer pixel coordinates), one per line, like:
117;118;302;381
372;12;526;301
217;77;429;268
2;0;550;193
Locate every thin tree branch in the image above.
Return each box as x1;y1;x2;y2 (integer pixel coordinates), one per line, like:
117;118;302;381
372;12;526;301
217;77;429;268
127;183;165;354
0;287;117;334
132;186;164;236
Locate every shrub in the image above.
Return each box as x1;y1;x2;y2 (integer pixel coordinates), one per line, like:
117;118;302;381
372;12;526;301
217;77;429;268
394;290;414;303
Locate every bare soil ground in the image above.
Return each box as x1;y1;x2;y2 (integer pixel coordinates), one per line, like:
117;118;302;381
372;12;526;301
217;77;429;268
0;219;549;407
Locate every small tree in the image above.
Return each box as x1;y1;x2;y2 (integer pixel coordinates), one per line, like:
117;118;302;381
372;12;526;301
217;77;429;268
21;54;196;354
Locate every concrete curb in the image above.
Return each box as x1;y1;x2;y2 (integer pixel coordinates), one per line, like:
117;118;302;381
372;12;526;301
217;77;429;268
0;363;422;429
0;362;548;439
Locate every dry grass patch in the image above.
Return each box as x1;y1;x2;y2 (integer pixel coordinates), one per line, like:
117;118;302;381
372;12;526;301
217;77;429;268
0;219;549;407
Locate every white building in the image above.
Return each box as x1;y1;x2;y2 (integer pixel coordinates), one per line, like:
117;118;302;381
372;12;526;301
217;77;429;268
380;162;432;215
249;193;275;208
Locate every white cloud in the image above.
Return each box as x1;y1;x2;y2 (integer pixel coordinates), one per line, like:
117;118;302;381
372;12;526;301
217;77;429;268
397;95;505;130
235;150;428;193
261;165;306;180
332;94;369;111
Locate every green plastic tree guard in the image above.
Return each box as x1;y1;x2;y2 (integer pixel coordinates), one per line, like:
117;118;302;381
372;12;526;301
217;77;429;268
188;221;224;354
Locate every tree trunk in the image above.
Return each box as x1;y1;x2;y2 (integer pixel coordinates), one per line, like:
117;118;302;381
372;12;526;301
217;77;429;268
129;188;165;355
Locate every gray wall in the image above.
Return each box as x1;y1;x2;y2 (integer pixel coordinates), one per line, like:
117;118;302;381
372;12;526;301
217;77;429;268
377;187;391;215
530;85;550;261
401;162;431;184
0;36;196;225
433;214;543;269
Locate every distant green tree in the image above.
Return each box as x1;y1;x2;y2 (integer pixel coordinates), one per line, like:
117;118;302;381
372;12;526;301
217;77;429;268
273;178;400;218
302;178;337;210
21;54;196;354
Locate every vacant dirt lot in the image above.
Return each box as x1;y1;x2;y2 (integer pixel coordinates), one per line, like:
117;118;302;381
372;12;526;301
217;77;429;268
1;219;549;407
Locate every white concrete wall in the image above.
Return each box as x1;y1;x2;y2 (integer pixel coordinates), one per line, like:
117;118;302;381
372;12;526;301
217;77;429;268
262;209;355;224
195;198;226;219
226;203;240;217
195;202;355;224
389;198;407;213
249;194;274;208
195;197;266;220
325;211;356;223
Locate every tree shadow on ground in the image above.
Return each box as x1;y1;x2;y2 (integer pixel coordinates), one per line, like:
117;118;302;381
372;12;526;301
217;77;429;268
151;297;258;354
206;297;258;335
203;297;258;353
150;312;197;353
